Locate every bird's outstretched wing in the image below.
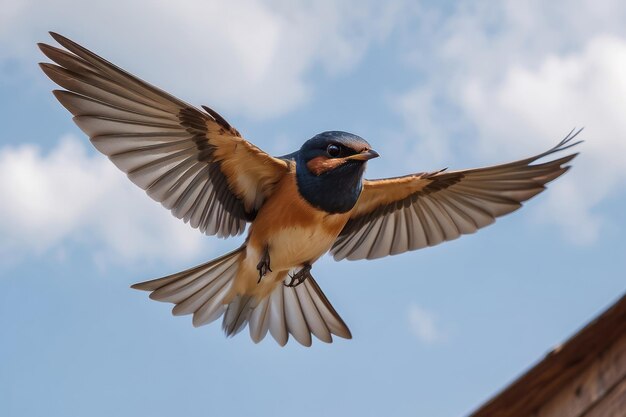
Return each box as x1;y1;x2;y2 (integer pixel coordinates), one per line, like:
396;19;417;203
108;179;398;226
332;130;582;261
39;32;289;238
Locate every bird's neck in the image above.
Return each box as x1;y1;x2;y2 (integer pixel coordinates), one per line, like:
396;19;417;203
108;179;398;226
294;157;364;214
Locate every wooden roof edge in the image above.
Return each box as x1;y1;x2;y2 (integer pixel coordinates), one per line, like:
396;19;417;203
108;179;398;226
467;292;626;417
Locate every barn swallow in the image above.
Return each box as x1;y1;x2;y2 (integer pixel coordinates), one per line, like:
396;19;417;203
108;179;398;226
39;33;581;346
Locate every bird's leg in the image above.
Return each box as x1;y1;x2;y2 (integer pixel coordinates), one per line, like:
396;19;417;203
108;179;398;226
284;263;312;288
256;246;272;284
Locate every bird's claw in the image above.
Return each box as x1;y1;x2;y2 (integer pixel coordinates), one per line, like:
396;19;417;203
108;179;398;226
284;264;312;288
257;246;272;284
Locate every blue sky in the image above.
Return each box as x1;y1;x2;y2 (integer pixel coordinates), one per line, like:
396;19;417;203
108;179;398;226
1;1;625;416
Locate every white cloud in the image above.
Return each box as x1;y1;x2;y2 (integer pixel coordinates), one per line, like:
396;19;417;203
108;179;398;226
461;36;626;243
408;304;444;344
0;0;405;119
392;1;626;244
0;136;208;265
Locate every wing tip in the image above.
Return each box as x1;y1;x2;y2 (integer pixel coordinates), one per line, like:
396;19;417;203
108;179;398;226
36;42;50;54
38;62;66;81
38;61;54;71
334;327;353;340
51;89;67;99
130;282;148;291
548;127;584;155
48;31;70;47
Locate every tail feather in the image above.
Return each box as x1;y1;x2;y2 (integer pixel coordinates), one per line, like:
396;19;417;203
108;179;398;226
192;281;232;327
172;270;233;316
156;262;232;307
294;283;332;343
268;286;288;346
249;297;271;343
303;276;352;339
223;295;257;337
283;284;312;346
132;250;352;346
246;267;352;346
132;247;243;327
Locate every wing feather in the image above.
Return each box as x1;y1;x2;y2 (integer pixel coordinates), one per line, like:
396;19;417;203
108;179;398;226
332;130;582;261
39;33;289;238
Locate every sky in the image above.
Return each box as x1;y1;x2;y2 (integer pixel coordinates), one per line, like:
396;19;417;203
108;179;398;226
1;1;625;416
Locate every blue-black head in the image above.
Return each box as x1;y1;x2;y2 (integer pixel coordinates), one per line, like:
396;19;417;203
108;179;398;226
294;131;379;213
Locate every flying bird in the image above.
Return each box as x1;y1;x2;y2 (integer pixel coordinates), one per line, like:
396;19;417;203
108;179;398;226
39;32;581;346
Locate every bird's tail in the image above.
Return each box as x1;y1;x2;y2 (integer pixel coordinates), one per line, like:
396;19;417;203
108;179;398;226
131;246;245;328
132;248;352;346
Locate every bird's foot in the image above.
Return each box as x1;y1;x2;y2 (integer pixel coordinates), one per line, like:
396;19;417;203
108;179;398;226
257;246;272;284
284;264;312;288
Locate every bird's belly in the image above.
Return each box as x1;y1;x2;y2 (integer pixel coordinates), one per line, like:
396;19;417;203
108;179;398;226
235;220;345;298
266;225;338;270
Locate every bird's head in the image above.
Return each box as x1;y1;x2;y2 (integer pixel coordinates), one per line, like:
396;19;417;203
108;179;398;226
298;131;379;177
295;131;379;213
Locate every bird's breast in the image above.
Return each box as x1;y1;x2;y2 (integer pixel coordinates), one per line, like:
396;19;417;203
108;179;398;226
247;171;350;270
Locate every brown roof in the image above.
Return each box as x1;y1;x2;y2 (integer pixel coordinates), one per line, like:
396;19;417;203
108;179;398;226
468;293;626;417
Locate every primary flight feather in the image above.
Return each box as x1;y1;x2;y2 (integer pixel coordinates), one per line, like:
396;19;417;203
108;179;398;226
39;32;581;346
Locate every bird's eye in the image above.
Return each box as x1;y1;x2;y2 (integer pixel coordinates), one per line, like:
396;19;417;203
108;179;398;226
327;144;341;157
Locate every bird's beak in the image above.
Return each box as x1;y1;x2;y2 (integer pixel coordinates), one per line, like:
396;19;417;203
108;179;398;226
346;149;380;161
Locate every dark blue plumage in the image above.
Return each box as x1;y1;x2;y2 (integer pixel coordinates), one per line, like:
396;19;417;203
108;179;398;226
290;131;375;213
